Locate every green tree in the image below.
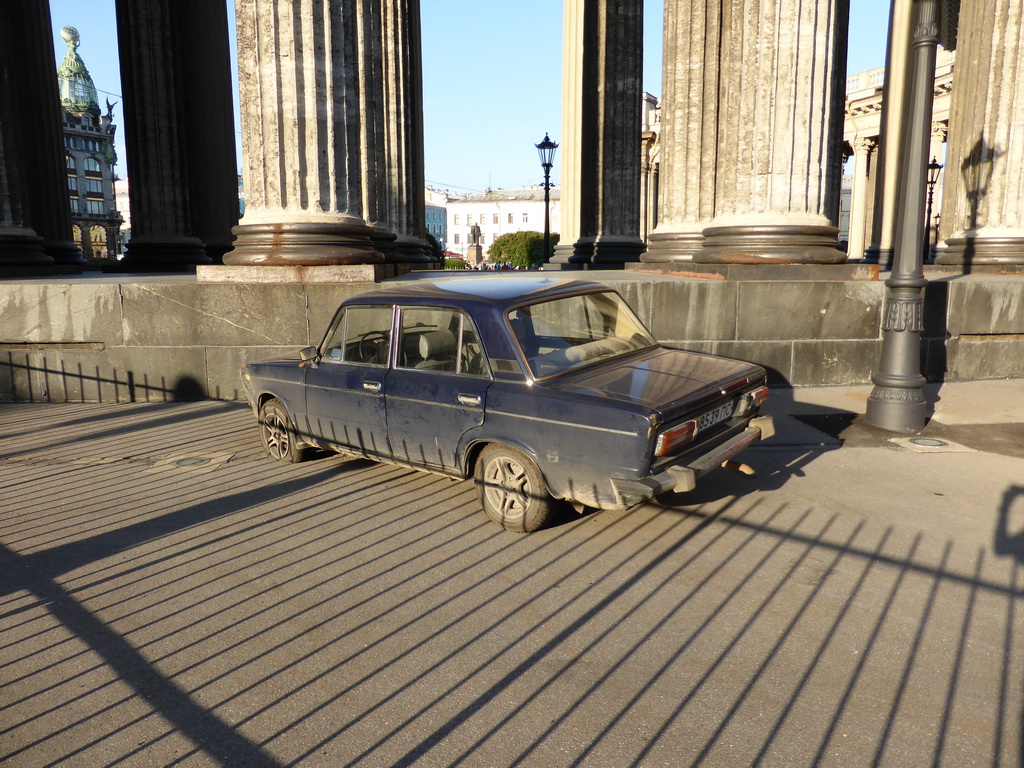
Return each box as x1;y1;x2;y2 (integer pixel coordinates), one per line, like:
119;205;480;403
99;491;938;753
489;230;560;267
424;231;444;260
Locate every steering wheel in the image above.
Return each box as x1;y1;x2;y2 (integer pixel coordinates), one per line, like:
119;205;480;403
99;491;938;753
357;331;388;363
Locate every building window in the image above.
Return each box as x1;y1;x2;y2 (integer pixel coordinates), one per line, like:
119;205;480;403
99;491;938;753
84;158;101;173
508;213;513;224
85;178;103;193
85;199;104;215
90;225;107;249
454;234;460;244
522;213;528;223
480;234;485;244
67;176;77;191
65;155;75;170
454;215;459;225
467;215;473;225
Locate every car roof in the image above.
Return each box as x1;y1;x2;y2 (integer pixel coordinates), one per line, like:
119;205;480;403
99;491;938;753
341;277;611;310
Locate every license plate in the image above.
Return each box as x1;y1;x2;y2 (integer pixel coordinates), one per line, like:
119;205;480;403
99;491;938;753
697;400;735;432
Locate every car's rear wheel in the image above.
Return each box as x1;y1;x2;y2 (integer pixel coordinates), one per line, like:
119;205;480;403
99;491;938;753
475;444;556;533
259;398;306;463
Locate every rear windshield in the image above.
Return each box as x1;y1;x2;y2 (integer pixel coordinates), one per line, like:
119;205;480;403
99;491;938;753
508;290;656;378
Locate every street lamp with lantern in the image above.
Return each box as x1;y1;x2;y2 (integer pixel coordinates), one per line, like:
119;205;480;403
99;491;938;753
536;133;558;263
924;156;943;262
865;0;943;433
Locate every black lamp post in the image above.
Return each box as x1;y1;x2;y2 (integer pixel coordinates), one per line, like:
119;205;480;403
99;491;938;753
536;133;558;263
865;0;941;433
923;157;942;262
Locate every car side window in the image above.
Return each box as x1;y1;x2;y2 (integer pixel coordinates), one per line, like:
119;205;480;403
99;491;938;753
397;307;488;376
322;305;393;366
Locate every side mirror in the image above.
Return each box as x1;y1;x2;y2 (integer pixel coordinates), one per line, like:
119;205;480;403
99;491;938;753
298;346;319;367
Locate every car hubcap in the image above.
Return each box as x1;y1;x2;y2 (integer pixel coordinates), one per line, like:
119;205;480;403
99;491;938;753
262;414;289;458
484;456;530;518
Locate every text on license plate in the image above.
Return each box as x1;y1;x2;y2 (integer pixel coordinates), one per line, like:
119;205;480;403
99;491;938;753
697;400;735;432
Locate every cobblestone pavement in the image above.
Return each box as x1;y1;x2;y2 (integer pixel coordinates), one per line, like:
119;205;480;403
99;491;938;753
1;382;1023;767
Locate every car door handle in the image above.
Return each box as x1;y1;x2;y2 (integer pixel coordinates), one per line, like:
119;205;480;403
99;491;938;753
458;394;481;407
363;381;382;393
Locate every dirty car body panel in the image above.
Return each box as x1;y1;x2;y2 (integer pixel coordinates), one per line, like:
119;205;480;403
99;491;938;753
240;277;773;524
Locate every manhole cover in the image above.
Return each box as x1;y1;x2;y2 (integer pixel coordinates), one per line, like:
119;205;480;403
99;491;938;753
909;438;948;448
173;457;213;467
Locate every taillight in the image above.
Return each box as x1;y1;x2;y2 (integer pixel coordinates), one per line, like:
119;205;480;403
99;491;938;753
655;419;697;456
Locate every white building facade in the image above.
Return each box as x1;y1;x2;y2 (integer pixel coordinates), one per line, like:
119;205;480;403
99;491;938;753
446;188;561;259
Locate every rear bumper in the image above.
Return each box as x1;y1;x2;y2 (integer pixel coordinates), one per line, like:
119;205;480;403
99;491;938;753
610;416;774;508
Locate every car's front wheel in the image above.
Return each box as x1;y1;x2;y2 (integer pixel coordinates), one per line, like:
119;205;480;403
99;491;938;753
475;444;556;533
259;398;306;463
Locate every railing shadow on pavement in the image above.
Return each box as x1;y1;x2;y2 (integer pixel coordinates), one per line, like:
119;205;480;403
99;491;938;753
2;405;1023;767
0;351;227;405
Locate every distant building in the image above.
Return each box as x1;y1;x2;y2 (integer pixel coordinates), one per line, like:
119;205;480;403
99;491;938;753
57;26;121;259
424;187;450;250
446;188;561;259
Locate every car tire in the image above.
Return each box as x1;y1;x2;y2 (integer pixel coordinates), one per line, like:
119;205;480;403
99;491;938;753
259;398;306;463
475;444;556;533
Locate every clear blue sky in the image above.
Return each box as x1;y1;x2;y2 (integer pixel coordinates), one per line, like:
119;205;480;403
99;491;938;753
49;0;893;195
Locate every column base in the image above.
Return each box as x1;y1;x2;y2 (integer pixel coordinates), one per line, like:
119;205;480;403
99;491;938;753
640;230;703;263
393;234;434;263
370;227;401;263
201;240;234;266
43;239;86;265
861;245;892;268
934;236;1024;265
121;236;211;268
695;224;847;264
550;236;646;267
0;231;52;267
225;222;382;266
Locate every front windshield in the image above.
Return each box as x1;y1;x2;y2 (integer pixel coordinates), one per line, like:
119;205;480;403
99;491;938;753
508;290;657;378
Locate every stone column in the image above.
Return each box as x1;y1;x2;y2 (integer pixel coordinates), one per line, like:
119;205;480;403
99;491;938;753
380;0;431;263
695;0;849;264
925;121;946;256
9;0;83;265
928;121;947;167
179;0;238;264
642;0;720;263
227;0;379;266
553;0;645;267
0;108;49;266
355;0;399;262
935;0;1024;265
864;0;912;267
847;137;877;260
0;11;49;268
115;0;209;266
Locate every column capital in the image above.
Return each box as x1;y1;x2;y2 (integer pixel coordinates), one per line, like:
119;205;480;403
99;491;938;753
854;136;878;155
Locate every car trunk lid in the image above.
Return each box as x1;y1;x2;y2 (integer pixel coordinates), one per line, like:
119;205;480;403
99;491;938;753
545;347;763;421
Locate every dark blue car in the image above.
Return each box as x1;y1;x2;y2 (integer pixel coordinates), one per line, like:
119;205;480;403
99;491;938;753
240;277;773;532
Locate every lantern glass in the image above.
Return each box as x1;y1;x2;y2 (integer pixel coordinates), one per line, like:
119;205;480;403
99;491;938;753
536;133;558;168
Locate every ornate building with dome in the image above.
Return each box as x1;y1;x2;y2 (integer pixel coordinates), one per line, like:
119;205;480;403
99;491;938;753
57;26;121;259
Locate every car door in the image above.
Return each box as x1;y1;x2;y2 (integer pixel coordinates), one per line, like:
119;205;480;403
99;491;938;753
302;303;393;457
384;306;490;472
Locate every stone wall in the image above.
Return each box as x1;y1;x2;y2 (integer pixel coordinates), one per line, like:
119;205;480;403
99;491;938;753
1;272;1023;402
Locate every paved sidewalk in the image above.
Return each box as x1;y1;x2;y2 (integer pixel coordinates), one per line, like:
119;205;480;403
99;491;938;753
1;381;1023;767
